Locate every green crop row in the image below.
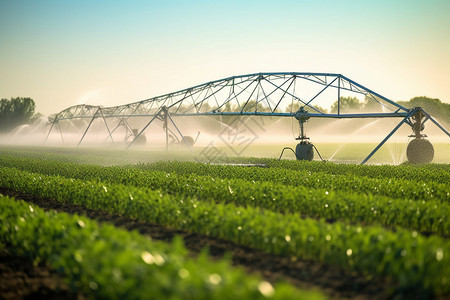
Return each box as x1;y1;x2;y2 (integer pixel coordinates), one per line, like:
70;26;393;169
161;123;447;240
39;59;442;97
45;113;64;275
0;195;316;299
1;167;448;296
1;154;448;203
141;161;449;202
1;146;448;184
266;160;450;184
0;156;447;235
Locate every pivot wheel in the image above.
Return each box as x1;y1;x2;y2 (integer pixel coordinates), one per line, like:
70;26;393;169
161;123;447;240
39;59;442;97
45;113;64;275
295;142;314;161
407;138;434;164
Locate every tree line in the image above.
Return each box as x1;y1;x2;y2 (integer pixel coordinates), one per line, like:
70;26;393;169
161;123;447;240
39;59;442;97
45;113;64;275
0;96;448;133
0;97;41;133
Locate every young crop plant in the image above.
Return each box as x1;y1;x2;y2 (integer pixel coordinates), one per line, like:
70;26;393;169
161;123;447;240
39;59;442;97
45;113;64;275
0;167;449;296
0;195;322;300
141;161;449;202
0;158;447;235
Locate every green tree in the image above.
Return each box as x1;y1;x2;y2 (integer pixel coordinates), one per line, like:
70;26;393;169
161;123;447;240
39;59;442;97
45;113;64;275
0;97;39;133
285;102;327;113
363;95;386;112
286;101;301;113
241;100;270;112
330;96;363;113
397;96;450;126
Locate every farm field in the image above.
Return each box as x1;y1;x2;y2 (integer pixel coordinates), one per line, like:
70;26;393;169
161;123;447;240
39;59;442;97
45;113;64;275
0;145;449;299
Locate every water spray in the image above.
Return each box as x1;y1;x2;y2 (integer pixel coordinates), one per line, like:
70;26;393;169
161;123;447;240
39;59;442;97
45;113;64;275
43;72;449;164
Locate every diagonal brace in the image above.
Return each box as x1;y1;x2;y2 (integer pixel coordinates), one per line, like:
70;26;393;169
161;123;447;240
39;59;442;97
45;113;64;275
126;110;163;150
166;111;193;152
360;110;415;165
78;108;100;147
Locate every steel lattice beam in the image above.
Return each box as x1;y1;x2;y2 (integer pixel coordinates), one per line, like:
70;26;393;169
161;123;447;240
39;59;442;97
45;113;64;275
44;72;449;164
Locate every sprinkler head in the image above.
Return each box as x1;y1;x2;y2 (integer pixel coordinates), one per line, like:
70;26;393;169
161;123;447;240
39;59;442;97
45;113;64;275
294;107;310;123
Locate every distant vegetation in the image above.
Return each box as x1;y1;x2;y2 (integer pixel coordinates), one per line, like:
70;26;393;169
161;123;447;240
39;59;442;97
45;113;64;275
0;97;41;133
278;96;449;124
398;96;450;125
326;96;449;125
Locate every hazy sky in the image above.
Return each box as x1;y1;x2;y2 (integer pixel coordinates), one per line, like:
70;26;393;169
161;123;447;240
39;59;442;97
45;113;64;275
1;0;449;116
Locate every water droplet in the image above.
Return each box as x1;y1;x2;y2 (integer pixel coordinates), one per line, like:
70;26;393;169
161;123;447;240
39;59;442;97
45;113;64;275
228;185;234;194
209;273;222;285
153;253;165;266
141;251;154;264
89;281;98;290
74;251;83;263
436;248;444;261
178;268;190;278
258;281;274;297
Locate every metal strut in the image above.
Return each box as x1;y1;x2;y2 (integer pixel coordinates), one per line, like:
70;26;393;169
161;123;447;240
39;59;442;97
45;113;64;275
103;118;134;143
44;120;57;144
126;109;163;150
421;110;450;138
360;109;416;165
126;106;193;151
78;108;101;147
99;109;114;143
166;109;193;152
44;72;449;164
57;121;64;144
278;146;325;161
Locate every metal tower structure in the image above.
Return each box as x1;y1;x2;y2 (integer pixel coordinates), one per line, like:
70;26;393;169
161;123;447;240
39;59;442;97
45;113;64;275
45;72;449;164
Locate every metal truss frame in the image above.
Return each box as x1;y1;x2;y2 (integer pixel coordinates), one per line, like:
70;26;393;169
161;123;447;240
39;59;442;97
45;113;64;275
44;72;449;164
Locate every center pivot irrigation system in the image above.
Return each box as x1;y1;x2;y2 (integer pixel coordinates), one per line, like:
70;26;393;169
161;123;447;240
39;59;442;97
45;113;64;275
45;72;449;164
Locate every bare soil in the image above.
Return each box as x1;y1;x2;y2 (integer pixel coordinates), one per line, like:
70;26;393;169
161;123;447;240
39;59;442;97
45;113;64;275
0;249;87;300
0;188;420;299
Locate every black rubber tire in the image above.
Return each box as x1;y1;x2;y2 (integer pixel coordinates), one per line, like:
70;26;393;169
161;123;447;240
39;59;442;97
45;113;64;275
406;138;434;164
295;143;314;161
134;135;146;145
184;136;195;147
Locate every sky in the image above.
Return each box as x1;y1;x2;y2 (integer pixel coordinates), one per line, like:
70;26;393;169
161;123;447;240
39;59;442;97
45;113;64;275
1;0;449;116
